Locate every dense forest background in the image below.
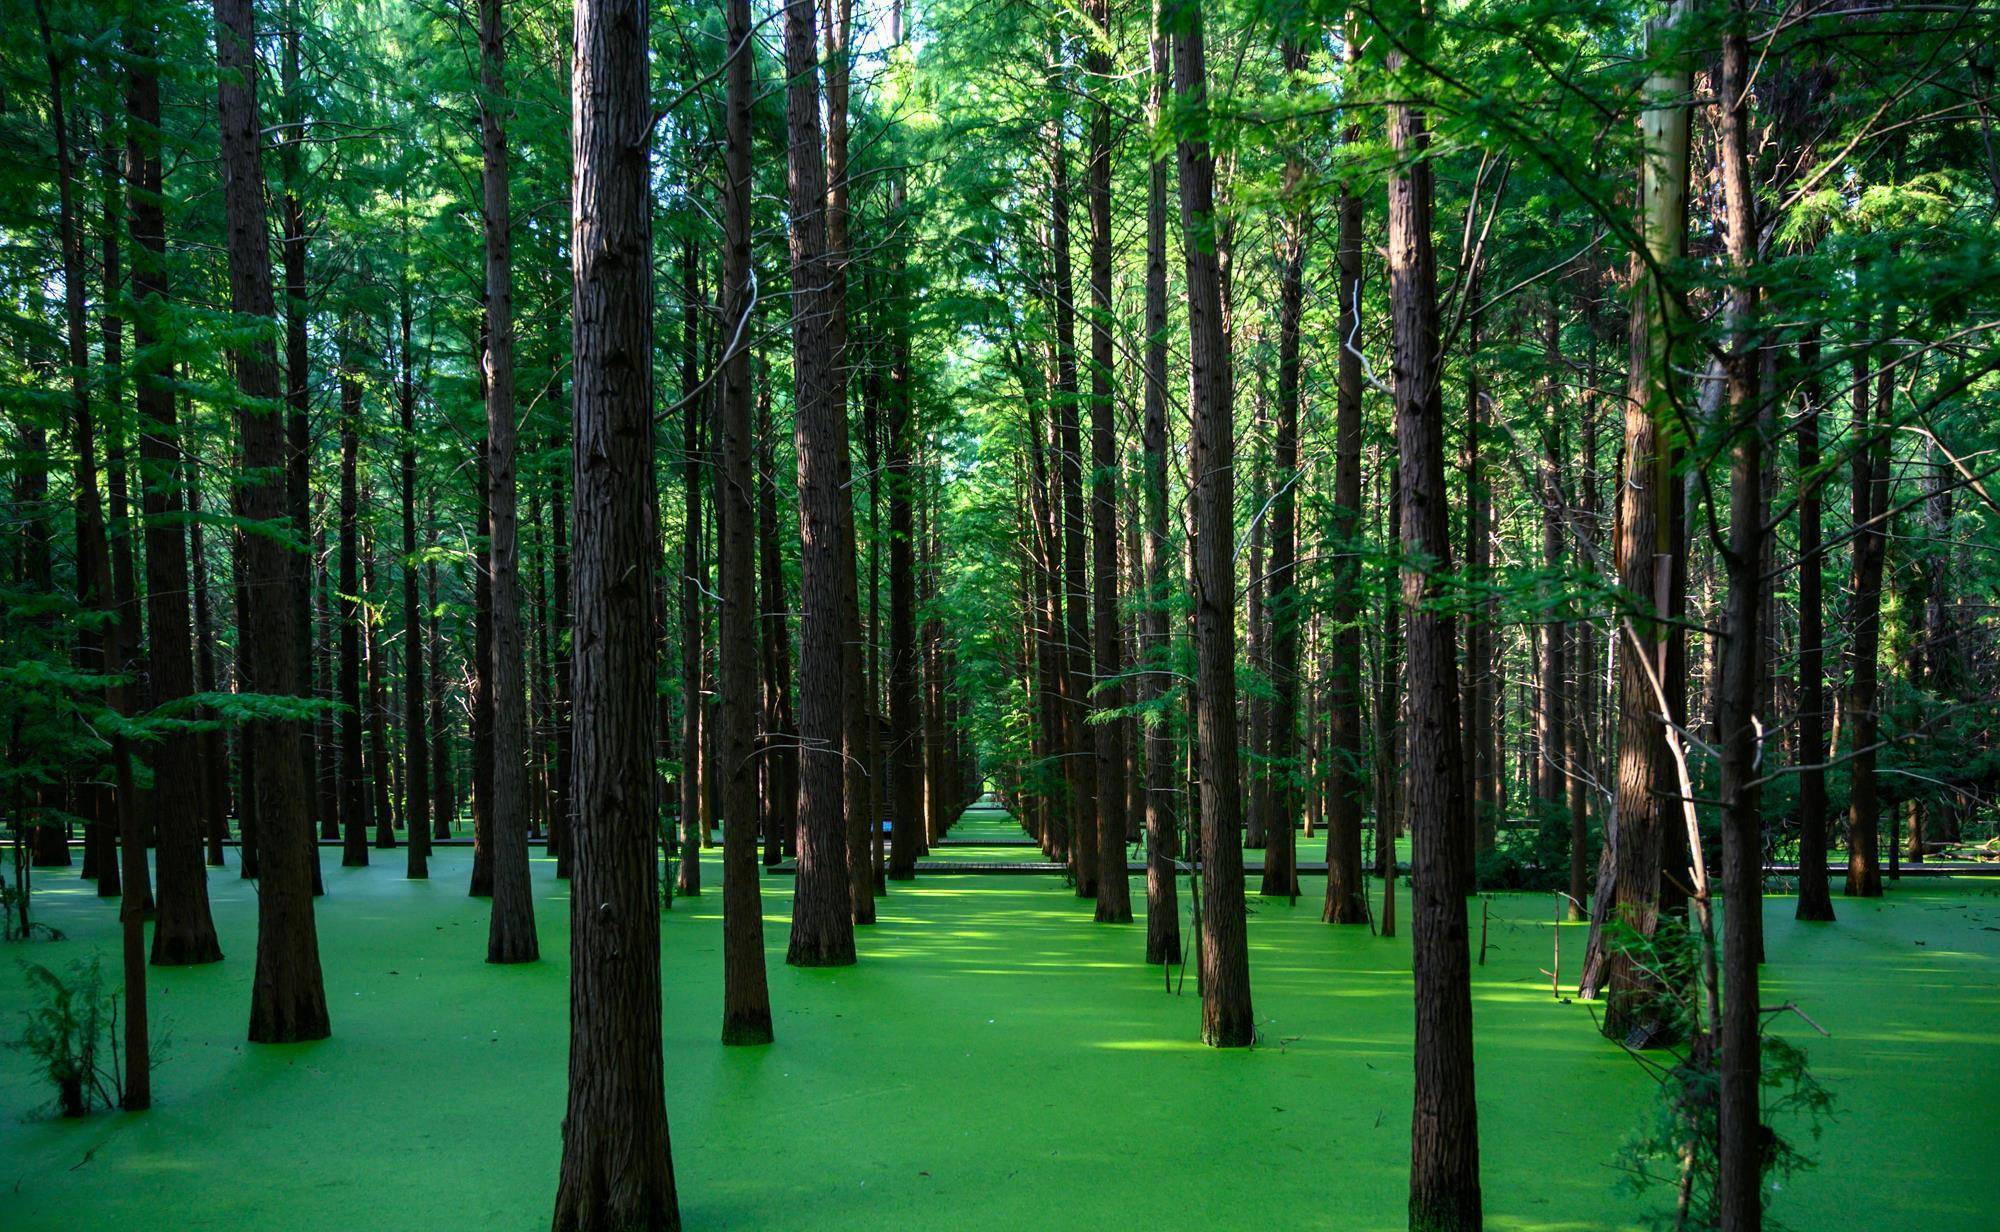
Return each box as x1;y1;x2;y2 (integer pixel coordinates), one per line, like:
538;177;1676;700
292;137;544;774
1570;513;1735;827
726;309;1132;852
2;0;1998;1226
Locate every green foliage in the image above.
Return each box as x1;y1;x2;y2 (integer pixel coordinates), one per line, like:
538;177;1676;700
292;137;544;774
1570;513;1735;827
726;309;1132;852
9;957;126;1117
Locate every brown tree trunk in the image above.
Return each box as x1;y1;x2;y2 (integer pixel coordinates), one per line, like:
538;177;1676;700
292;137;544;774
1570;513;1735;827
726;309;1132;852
1140;0;1181;963
1172;0;1253;1048
214;0;329;1043
553;0;679;1218
1261;34;1309;901
1844;346;1890;898
1794;329;1834;921
106;18;221;963
758;377;799;867
1045;38;1097;901
1581;2;1690;1038
783;0;856;966
1715;24;1764;1227
1324;28;1368;924
1387;11;1481;1226
339;336;371;868
887;48;920;879
676;238;705;898
1085;0;1130;923
480;0;537;962
718;0;773;1045
400;268;430;879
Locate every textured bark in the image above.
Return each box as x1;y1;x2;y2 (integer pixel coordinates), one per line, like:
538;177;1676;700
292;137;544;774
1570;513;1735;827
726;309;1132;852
1581;4;1690;1038
471;415;495;893
339;341;371;868
758;380;799;866
718;0;773;1045
552;0;679;1220
100;13;218;963
1262;35;1309;900
1715;25;1764;1228
1387;13;1481;1227
887;120;920;882
1323;32;1367;924
400;274;430;879
214;0;329;1043
1047;38;1096;899
783;0;856;966
1140;0;1180;964
822;0;874;928
1085;0;1130;923
480;0;537;962
1843;347;1890;898
676;239;705;898
1794;331;1834;921
1172;0;1252;1048
278;2;320;847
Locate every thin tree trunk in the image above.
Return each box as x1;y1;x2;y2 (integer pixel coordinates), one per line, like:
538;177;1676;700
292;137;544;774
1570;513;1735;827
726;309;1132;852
677;238;705;897
1843;347;1891;898
1324;26;1368;924
339;335;371;868
1794;329;1834;921
1140;0;1181;963
1085;0;1130;922
400;260;430;879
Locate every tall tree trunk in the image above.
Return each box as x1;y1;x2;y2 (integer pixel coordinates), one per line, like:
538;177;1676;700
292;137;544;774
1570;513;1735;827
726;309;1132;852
1171;0;1252;1048
279;0;319;848
553;0;679;1216
480;0;538;962
676;238;705;897
1386;9;1481;1226
1843;347;1891;898
1715;22;1765;1227
1085;0;1130;922
1262;35;1309;900
214;0;329;1043
886;13;920;880
550;426;573;877
103;19;219;963
365;539;395;846
339;335;371;868
400;263;430;879
758;377;799;866
188;436;230;865
1537;301;1570;877
1324;25;1368;925
1794;330;1834;921
471;351;495;893
1140;0;1181;963
783;0;856;966
1048;33;1096;899
1581;1;1691;1038
717;0;773;1044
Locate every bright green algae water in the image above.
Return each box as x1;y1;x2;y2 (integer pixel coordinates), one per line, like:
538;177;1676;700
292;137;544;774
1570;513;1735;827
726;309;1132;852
2;833;1996;1230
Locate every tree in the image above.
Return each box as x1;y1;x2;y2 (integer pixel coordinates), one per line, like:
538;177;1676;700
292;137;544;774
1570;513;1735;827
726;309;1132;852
551;0;678;1220
1084;0;1129;924
783;0;857;968
1381;3;1481;1225
717;0;773;1045
479;0;537;963
214;0;330;1045
1170;0;1252;1049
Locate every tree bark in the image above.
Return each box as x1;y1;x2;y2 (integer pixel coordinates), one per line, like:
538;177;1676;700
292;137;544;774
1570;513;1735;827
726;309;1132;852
1843;347;1891;898
214;0;330;1043
676;238;705;898
783;0;856;966
1085;0;1130;922
339;334;371;868
1140;0;1181;963
480;0;537;962
1794;330;1834;921
1386;9;1481;1225
400;265;430;879
718;0;773;1044
552;0;680;1220
1324;27;1368;924
1171;0;1253;1048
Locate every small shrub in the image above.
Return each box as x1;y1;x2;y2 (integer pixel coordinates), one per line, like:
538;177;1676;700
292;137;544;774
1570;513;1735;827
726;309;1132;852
10;957;125;1117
